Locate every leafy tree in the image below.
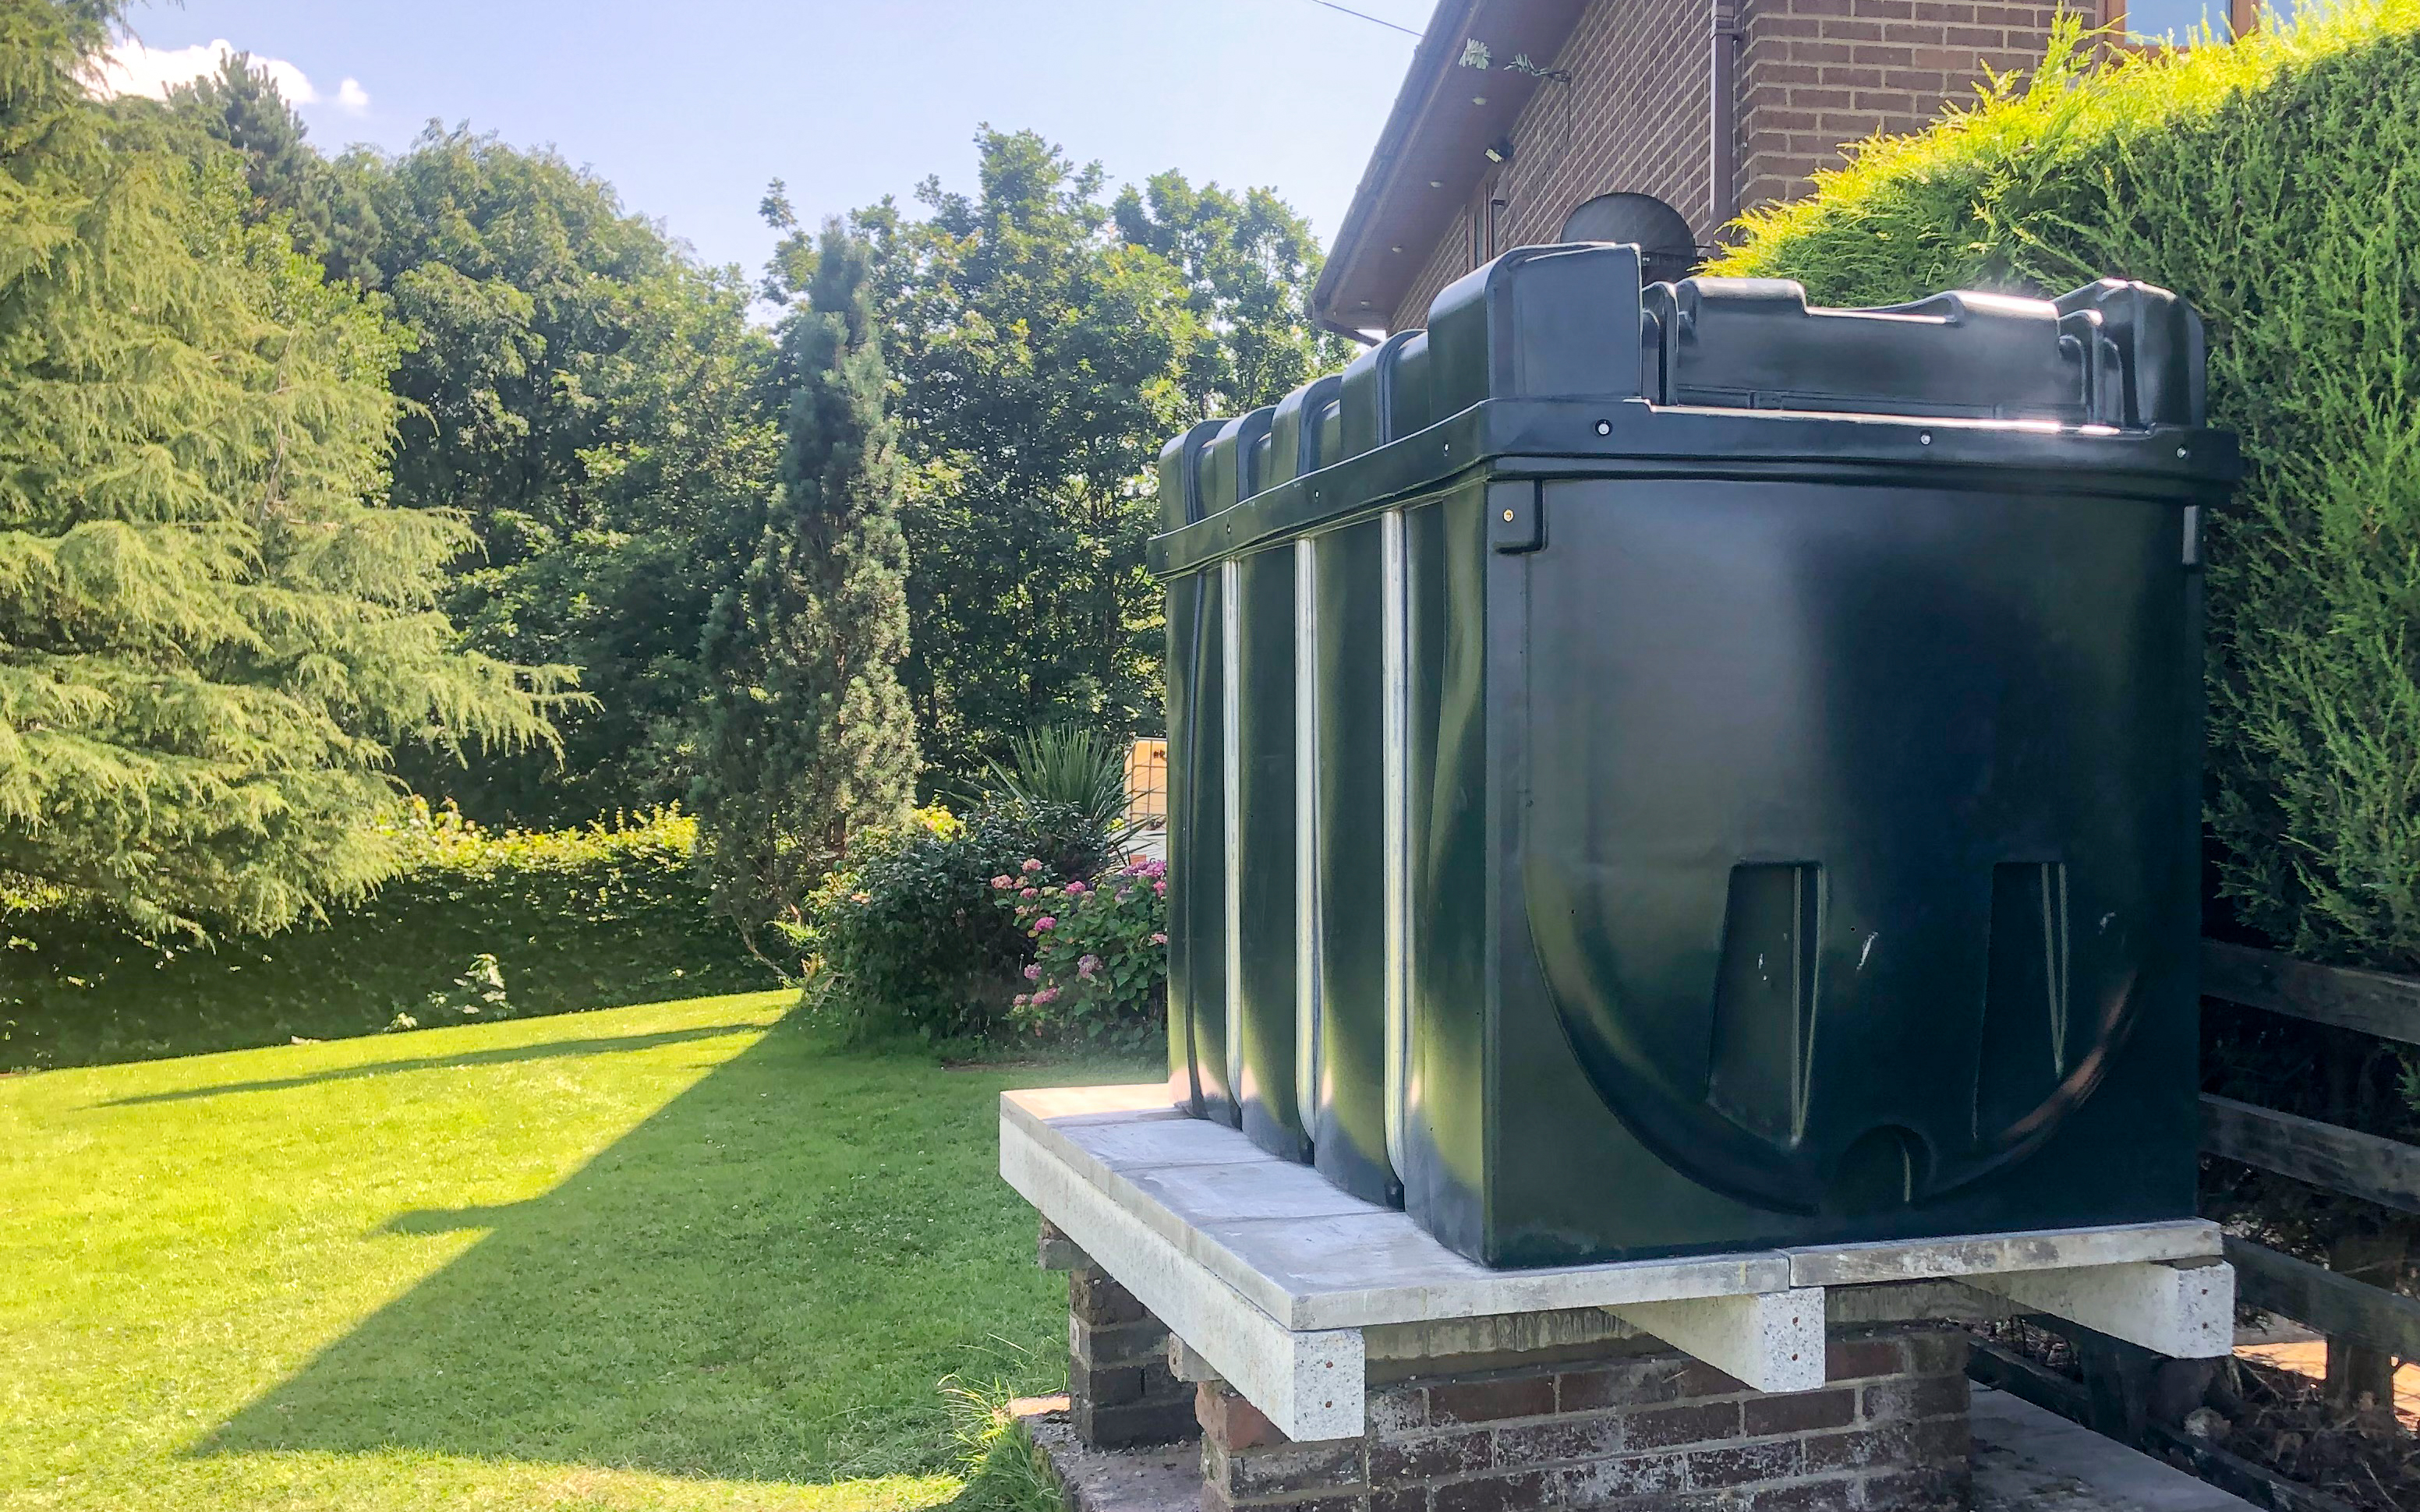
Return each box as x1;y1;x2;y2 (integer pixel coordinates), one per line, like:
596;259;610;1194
1113;171;1351;416
159;51;382;281
0;0;559;936
851;129;1205;784
694;221;917;943
341;127;782;823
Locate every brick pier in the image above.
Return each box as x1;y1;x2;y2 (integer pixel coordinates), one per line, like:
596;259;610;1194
1058;1221;1199;1449
1053;1213;1975;1508
1192;1327;1971;1512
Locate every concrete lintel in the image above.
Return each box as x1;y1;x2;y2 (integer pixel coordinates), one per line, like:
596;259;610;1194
1827;1278;2015;1327
1785;1220;2224;1288
1608;1287;1828;1394
1364;1305;1642;1362
1963;1259;2236;1360
1003;1113;1365;1440
1166;1334;1222;1384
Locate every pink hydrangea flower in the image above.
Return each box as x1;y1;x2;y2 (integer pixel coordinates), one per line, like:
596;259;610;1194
1077;954;1100;979
1035;917;1056;931
991;874;1014;889
1034;987;1060;1005
1065;880;1087;896
1151;932;1168;945
1024;963;1042;981
1153;880;1167;896
1020;887;1038;899
1021;857;1043;873
1013;994;1031;1008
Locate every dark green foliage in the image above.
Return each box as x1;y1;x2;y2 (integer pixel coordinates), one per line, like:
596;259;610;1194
853;143;1343;789
694;221;918;942
0;806;770;1071
852;129;1204;785
1718;10;2420;976
805;800;1113;1041
345;127;783;825
1717;8;2420;1296
158;51;384;280
0;0;561;938
978;721;1131;843
1113;171;1353;415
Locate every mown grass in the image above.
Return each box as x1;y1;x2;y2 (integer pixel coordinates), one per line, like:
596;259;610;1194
0;991;1155;1510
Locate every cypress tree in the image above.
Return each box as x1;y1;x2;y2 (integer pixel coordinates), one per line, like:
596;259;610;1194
694;221;917;943
0;0;561;937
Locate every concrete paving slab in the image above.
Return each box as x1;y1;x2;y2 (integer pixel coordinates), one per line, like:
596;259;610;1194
1972;1387;2260;1511
1120;1160;1375;1226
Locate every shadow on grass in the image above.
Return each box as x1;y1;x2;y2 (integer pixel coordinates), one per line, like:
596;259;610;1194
194;1022;1072;1485
97;1023;766;1108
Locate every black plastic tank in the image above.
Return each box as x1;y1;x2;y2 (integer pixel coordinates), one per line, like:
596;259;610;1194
1155;243;2238;1264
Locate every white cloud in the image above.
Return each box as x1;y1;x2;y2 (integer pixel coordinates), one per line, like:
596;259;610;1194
87;37;368;115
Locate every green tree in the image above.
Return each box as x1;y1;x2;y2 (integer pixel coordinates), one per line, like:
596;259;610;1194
695;221;917;943
0;0;558;936
854;129;1205;784
1113;171;1350;416
340;127;782;823
159;51;383;281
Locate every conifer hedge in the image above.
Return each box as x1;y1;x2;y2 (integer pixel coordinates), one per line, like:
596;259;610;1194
1;805;770;1071
1715;5;2420;972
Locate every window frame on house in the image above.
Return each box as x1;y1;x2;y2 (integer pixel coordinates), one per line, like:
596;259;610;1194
2100;0;2260;46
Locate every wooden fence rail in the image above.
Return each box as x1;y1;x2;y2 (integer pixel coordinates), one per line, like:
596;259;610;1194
2195;939;2420;1387
2199;1093;2420;1217
2225;1236;2420;1362
2202;939;2420;1047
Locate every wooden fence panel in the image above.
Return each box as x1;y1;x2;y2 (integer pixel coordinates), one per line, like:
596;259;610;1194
2201;1093;2420;1216
2226;1236;2420;1360
2202;940;2420;1046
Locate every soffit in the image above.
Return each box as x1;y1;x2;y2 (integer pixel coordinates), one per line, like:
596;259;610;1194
1312;0;1594;332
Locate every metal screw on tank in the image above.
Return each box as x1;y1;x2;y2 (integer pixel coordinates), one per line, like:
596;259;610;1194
1594;419;1611;436
1502;509;1516;523
1919;430;1934;445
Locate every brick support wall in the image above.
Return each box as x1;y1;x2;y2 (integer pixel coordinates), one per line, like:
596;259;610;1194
1067;1262;1201;1449
1734;0;2066;211
1196;1327;1972;1512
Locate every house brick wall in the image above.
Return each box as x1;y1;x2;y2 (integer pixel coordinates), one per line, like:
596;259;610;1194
1387;0;2079;334
1195;1326;1973;1512
1735;0;2067;210
1390;0;1711;332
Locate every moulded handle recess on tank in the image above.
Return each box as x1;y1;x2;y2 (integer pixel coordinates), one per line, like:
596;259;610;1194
1157;419;1228;534
1201;408;1277;518
1268;374;1344;482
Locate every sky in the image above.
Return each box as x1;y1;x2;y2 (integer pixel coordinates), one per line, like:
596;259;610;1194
100;0;1436;278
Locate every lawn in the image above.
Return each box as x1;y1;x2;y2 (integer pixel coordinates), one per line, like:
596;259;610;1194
0;991;1155;1510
